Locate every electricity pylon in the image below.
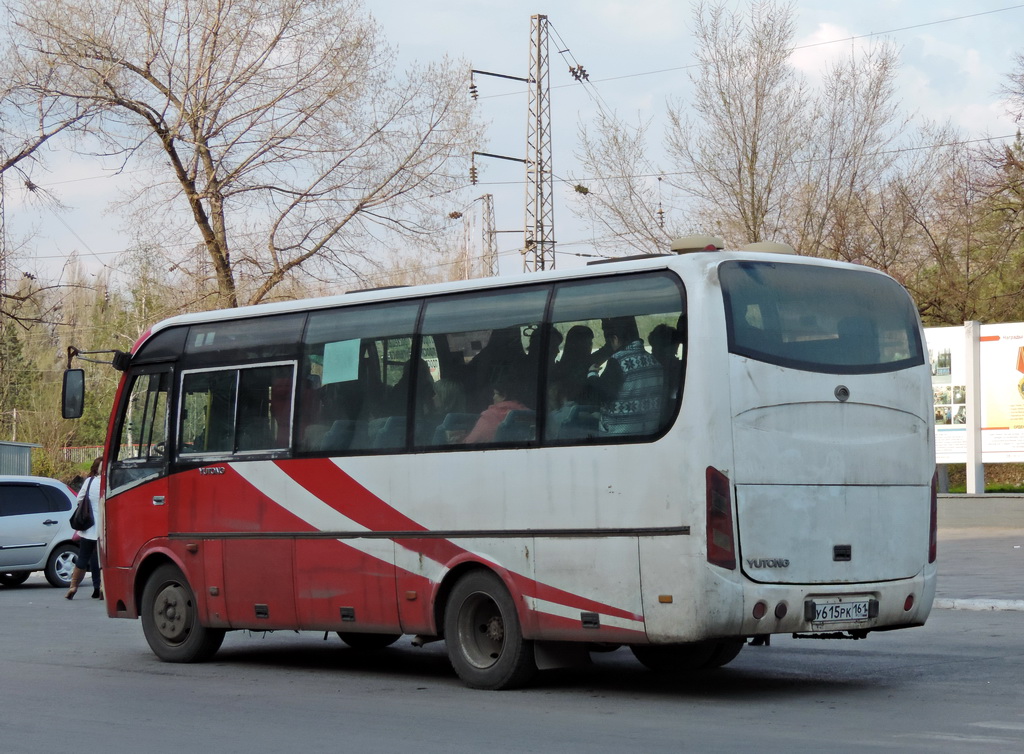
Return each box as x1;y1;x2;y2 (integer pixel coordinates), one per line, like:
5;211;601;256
523;14;555;272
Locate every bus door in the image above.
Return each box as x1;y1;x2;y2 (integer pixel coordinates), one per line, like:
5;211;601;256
173;363;299;629
105;367;173;572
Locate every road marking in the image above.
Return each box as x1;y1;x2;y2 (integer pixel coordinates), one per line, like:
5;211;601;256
899;733;1023;745
933;598;1024;611
969;722;1024;731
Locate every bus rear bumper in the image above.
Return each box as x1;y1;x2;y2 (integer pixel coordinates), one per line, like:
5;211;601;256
737;564;937;638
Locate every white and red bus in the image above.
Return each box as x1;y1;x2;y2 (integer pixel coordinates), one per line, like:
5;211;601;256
64;238;936;689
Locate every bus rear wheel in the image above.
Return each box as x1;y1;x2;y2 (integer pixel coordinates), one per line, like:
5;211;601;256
444;570;536;690
337;632;401;650
706;639;745;668
631;639;743;672
141;564;225;663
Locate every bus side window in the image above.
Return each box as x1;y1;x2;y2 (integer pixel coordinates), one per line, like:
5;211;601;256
420;286;549;447
545;273;685;442
180;370;236;455
368;335;418;450
298;301;420;454
236;365;294;451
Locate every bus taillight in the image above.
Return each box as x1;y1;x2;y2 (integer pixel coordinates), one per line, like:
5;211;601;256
706;466;736;570
929;470;938;564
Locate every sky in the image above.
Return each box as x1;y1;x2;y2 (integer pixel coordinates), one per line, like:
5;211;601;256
5;0;1024;285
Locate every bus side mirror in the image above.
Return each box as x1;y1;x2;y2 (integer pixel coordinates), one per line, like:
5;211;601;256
62;369;85;419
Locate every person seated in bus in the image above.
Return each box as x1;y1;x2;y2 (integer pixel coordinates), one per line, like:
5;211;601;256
648;322;683;418
526;324;563;374
465;326;528;411
463;376;530;444
546;377;597;440
386;357;434;415
421;378;472;444
551;324;595;403
587;316;664;435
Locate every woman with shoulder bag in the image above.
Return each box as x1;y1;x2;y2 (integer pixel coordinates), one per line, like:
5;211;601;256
66;456;103;600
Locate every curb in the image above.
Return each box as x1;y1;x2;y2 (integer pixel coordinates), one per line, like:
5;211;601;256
933;598;1024;612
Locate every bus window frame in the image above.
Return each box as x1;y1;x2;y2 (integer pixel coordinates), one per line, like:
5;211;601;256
175;360;298;463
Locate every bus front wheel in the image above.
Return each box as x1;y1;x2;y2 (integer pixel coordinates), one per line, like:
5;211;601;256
444;570;537;690
141;564;225;663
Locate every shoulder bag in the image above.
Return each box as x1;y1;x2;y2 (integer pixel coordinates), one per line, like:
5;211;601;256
70;478;95;531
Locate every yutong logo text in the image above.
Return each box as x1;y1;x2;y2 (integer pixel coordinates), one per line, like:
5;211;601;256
746;558;790;568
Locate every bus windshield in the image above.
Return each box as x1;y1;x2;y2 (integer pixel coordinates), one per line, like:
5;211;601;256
719;260;925;375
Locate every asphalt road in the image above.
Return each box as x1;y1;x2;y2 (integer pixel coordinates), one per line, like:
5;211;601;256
1;516;1021;754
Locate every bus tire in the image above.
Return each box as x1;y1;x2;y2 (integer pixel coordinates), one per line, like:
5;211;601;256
141;563;225;663
706;639;745;668
444;570;537;690
337;632;401;650
630;641;719;672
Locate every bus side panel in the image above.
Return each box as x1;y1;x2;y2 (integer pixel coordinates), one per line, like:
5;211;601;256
294;538;399;632
638;535;744;643
394;538;476;635
529;537;646;642
352;449;678;642
394;538;537;636
202;538;228;627
221;539;297;629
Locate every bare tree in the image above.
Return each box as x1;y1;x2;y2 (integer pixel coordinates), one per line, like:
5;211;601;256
572;111;676;257
790;43;909;257
664;0;811;245
3;0;482;307
573;1;929;264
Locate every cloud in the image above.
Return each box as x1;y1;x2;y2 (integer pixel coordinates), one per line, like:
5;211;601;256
790;22;880;87
587;0;688;42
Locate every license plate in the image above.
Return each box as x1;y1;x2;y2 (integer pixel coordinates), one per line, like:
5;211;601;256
813;599;870;623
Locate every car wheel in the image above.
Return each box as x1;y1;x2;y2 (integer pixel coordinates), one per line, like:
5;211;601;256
0;572;31;587
44;542;80;588
444;570;537;690
141;563;225;662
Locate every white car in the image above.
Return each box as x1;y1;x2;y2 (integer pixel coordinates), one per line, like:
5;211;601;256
0;475;81;588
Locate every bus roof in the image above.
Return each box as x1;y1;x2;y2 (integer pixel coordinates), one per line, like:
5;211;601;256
137;250;887;347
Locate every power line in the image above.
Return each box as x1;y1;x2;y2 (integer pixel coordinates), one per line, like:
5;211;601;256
474;4;1024;97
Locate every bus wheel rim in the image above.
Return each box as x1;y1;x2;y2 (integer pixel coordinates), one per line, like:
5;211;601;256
459;592;504;669
152;582;191;643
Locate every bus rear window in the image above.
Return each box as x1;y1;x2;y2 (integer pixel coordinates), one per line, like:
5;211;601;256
719;261;924;374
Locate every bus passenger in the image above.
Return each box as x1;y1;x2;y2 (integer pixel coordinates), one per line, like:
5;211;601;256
551;325;594;404
421;378;471;444
466;326;527;411
648;322;683;419
464;377;529;444
587;317;664;435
